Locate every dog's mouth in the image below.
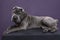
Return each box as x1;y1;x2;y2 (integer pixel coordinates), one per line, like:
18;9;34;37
13;18;21;23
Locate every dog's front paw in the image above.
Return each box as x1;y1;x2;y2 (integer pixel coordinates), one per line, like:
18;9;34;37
3;30;10;35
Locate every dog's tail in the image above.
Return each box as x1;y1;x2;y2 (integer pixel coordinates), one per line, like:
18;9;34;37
55;19;58;23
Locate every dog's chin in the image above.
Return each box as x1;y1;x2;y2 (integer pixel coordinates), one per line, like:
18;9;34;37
16;20;21;23
13;19;21;24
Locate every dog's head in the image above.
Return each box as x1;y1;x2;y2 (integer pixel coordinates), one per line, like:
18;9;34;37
11;6;27;23
12;6;24;13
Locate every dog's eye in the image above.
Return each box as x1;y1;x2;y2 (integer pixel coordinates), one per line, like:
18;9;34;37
19;9;22;11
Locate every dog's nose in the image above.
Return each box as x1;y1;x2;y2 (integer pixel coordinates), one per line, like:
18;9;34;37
13;16;18;20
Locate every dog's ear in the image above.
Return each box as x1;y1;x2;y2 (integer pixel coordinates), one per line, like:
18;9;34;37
20;12;27;20
23;12;27;17
12;6;17;10
56;19;58;22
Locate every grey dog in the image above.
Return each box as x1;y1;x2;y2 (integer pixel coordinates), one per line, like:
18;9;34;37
4;6;58;34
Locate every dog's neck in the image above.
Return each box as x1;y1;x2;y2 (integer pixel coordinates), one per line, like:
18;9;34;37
20;12;27;22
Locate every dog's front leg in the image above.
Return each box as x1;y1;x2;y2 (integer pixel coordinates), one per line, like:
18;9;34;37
3;27;22;34
3;22;28;34
19;21;28;30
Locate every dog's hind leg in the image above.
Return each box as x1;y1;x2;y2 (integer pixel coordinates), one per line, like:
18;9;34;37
41;26;49;32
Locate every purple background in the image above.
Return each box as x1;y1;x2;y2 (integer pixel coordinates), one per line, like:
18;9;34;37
0;0;60;40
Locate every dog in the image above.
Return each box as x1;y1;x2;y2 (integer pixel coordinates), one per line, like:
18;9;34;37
4;6;58;34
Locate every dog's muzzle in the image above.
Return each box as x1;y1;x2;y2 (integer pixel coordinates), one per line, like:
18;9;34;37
12;15;21;23
13;16;18;21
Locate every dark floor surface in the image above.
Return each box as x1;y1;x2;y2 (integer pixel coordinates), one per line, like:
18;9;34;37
2;28;60;40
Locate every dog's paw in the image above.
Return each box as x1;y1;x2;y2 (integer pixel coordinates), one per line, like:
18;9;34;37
42;29;48;32
50;29;57;33
3;31;10;35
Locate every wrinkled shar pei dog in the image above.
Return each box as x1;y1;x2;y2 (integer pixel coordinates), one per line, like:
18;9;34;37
4;6;58;34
